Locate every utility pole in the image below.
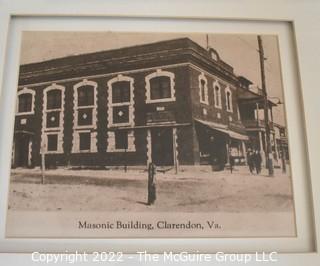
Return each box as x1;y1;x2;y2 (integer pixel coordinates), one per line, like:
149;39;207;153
257;35;274;176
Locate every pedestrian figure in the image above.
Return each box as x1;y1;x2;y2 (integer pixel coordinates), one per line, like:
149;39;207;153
147;162;157;205
254;150;262;174
229;155;234;173
247;149;255;174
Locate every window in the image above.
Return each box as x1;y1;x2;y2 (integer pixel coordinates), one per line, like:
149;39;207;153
73;80;97;130
79;132;91;151
78;85;94;106
150;76;171;100
72;80;98;153
47;89;62;110
46;111;60;128
115;131;128;150
17;88;35;115
113;106;129;124
214;82;222;108
200;79;206;102
225;87;233;112
107;75;134;127
145;69;175;103
18;93;32;113
78;108;93;126
198;73;208;104
47;134;58;151
42;84;65;154
112;81;130;103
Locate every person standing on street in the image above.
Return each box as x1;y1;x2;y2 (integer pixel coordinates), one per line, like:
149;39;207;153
247;149;255;174
229;155;235;173
254;150;262;174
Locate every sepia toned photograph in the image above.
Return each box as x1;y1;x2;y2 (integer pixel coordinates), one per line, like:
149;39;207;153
6;31;295;238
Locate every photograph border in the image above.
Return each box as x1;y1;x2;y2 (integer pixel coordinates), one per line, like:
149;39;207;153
0;0;319;265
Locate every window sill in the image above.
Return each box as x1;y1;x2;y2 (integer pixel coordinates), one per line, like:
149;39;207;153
107;149;136;153
200;100;209;105
146;97;176;104
16;112;35;116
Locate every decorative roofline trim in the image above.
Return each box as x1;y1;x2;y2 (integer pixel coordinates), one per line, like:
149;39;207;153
18;62;238;91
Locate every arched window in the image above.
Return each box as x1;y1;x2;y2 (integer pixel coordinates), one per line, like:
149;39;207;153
145;69;175;103
47;89;62;110
225;87;233;112
198;73;208;105
16;87;35;115
74;80;97;127
77;85;94;107
107;75;135;152
42;84;65;154
213;81;222;109
150;76;171;100
112;81;131;104
72;79;98;153
18;94;32;113
107;74;134;127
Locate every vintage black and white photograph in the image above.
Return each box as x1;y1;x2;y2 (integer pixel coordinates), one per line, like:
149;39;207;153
6;31;295;238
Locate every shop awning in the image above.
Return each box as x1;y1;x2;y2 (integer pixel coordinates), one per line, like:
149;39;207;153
195;118;249;141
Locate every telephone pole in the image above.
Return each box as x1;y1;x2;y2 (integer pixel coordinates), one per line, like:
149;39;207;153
257;35;274;176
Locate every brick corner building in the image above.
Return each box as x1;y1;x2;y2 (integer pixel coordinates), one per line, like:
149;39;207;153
12;37;284;170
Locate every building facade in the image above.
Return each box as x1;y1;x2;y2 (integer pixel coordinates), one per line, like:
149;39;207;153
12;37;283;170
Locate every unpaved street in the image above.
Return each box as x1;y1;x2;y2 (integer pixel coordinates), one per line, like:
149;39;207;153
8;166;294;212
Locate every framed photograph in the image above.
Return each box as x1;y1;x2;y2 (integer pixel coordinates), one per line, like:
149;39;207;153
0;0;319;265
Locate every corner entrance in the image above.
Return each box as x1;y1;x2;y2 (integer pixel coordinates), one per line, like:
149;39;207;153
151;128;174;166
14;133;32;168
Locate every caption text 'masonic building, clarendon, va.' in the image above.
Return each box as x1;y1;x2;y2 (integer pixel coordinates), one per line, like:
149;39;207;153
12;38;289;170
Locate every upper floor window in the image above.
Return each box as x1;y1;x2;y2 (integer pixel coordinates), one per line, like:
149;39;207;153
150;76;171;100
18;93;32;113
73;79;97;129
47;89;62;110
78;85;94;107
112;81;131;103
42;84;65;154
225;87;233;112
200;80;206;102
43;84;65;130
213;81;222;109
145;69;175;103
16;87;35;115
107;75;134;127
199;73;208;105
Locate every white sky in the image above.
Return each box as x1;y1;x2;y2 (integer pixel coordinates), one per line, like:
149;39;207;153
20;31;287;125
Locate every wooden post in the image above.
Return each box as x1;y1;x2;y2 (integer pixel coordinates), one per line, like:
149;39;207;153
146;129;152;167
172;127;178;174
124;147;127;173
41;143;46;184
147;162;156;205
258;35;274;176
